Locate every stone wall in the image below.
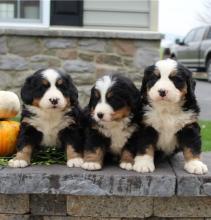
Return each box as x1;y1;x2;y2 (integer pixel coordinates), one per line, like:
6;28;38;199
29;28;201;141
0;28;161;106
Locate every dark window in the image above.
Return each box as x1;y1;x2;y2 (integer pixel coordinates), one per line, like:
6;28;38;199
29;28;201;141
207;28;211;39
184;30;196;44
192;27;205;42
51;0;83;26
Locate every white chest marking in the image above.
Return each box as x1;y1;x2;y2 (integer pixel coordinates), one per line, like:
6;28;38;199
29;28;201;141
97;117;136;154
24;106;74;146
144;103;197;155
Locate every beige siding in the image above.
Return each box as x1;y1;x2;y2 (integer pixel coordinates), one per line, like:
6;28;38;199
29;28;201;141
84;0;155;30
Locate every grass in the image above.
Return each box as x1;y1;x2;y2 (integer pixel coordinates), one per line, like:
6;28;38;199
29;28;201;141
200;121;211;151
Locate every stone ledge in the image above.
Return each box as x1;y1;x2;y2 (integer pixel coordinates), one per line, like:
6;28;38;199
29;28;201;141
0;153;210;197
0;27;163;40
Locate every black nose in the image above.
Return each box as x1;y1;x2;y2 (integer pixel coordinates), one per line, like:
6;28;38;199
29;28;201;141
158;89;167;97
49;98;59;105
97;112;104;119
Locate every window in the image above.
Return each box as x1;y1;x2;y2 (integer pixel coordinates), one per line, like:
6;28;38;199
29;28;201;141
184;30;196;44
207;28;211;39
0;0;50;27
192;27;205;42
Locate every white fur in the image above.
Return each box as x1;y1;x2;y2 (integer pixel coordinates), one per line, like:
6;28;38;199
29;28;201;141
67;158;83;168
82;162;102;170
0;91;20;116
8;159;29;168
133;155;155;173
94;75;114;122
120;162;133;170
144;102;197;155
184;159;208;174
23;105;74;146
148;59;181;103
39;69;67;110
97;117;136;155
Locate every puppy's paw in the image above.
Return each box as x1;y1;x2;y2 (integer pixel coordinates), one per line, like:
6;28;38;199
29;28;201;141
81;162;102;170
133;155;155;173
8;159;29;168
120;162;133;170
67;158;84;168
184;160;208;174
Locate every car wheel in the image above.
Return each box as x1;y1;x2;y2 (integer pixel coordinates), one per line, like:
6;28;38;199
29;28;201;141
207;59;211;82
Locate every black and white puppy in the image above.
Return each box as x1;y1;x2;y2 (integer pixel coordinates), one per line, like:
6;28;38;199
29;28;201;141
81;74;142;171
134;59;208;174
9;68;83;168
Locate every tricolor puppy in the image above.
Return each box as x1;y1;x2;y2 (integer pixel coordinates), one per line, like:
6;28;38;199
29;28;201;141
134;59;208;174
9;69;83;168
82;74;142;171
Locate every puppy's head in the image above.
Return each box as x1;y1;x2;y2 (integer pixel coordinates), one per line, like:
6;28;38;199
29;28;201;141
141;59;196;104
88;74;140;123
21;69;78;110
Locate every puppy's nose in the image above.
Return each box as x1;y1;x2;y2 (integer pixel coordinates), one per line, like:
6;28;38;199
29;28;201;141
49;98;59;105
158;89;167;97
97;112;104;119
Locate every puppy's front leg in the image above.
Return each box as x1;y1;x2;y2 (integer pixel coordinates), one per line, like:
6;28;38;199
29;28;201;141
133;145;155;173
177;123;208;174
66;144;83;168
120;149;134;171
82;148;104;170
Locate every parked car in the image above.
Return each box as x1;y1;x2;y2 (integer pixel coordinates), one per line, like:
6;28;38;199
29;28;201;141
170;26;211;82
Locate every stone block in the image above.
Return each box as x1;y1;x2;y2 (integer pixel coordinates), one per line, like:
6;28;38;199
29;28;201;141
170;153;211;196
0;162;175;196
0;71;13;89
44;38;77;49
44;217;119;220
63;60;95;73
0;215;32;220
154;197;211;217
78;52;95;62
30;55;61;69
56;49;77;60
8;36;42;57
0;55;28;71
30;195;66;216
113;40;136;56
71;73;95;85
67;196;153;218
0;37;7;54
0;194;29;214
79;39;106;52
96;54;122;66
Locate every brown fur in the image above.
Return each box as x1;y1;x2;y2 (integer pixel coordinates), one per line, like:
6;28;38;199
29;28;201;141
183;147;200;162
84;148;104;165
120;150;134;164
111;106;131;121
14;145;32;163
66;144;82;160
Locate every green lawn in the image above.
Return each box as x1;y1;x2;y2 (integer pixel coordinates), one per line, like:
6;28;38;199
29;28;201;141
200;121;211;151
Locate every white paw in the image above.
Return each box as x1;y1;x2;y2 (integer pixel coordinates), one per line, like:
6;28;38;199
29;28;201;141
81;162;102;170
8;159;29;168
133;155;155;173
184;160;208;174
120;162;133;170
67;158;84;168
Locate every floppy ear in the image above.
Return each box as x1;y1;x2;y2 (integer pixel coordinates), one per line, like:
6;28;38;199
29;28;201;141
21;75;34;105
140;65;155;103
88;86;95;110
66;74;79;106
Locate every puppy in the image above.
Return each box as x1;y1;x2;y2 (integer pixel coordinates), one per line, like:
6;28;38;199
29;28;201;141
9;69;83;168
133;59;208;174
81;74;142;171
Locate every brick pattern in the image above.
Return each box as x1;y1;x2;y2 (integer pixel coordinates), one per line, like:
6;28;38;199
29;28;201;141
0;195;211;219
0;35;160;106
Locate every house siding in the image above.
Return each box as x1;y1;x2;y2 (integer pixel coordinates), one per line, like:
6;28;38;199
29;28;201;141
83;0;157;31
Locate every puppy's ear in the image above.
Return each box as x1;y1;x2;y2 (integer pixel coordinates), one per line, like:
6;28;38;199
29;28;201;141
66;74;78;106
140;65;155;103
21;75;34;105
88;86;95;110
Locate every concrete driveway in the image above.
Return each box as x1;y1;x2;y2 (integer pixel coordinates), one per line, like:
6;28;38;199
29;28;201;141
195;80;211;121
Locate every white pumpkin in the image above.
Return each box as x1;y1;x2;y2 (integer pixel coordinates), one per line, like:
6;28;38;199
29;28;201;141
0;91;20;119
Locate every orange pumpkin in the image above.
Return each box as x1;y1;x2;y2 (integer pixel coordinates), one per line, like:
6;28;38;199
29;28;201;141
0;120;20;156
0;91;20;119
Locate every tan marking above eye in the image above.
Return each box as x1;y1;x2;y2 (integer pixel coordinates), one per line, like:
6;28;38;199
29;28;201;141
57;79;64;85
106;91;113;98
94;89;100;98
154;69;160;76
42;79;49;86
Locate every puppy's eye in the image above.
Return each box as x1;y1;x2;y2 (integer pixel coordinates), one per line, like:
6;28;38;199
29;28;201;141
57;79;64;85
94;90;100;98
42;79;50;87
107;92;113;98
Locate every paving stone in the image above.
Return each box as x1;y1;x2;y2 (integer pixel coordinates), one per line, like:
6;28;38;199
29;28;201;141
0;55;28;70
44;38;77;49
170;153;211;196
154;197;211;217
0;162;175;196
8;36;42;57
67;196;153;218
63;60;95;73
0;195;29;214
30;195;66;216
